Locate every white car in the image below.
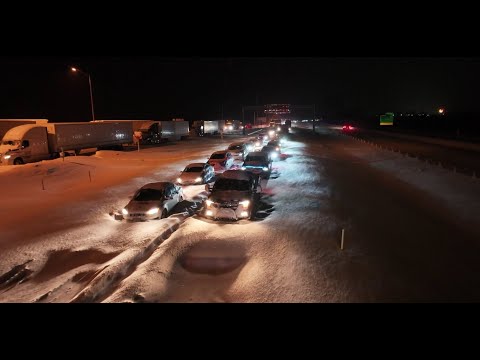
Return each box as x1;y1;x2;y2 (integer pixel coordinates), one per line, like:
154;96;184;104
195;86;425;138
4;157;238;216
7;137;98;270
207;150;234;172
227;142;248;160
122;182;183;221
177;163;214;185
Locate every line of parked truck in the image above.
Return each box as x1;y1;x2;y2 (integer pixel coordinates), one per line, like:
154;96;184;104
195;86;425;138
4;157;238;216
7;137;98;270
0;119;190;166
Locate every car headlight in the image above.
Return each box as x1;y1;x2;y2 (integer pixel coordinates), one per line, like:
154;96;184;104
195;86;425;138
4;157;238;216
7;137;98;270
177;177;182;183
122;208;128;215
268;130;275;136
146;208;160;215
3;155;11;160
239;200;250;208
240;211;249;217
255;142;261;146
277;127;281;131
241;166;246;170
206;210;213;216
195;177;202;182
275;147;279;151
263;167;269;171
247;145;253;151
206;200;213;207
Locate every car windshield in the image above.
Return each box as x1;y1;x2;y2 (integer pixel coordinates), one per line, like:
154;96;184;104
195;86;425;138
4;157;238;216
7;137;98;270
245;156;267;162
2;140;21;146
210;153;226;159
184;167;203;173
213;178;250;191
133;188;164;201
262;147;275;152
228;145;242;150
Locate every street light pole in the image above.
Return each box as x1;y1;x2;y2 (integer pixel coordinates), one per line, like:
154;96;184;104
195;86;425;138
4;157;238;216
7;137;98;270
88;74;95;121
71;67;95;121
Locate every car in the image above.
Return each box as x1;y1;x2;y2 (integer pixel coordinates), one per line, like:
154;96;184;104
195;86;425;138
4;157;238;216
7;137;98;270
254;134;268;150
241;151;272;178
342;125;355;132
122;182;184;221
244;123;253;129
227;142;248;160
207;150;235;172
267;140;281;152
261;145;280;161
203;170;259;221
177;163;214;185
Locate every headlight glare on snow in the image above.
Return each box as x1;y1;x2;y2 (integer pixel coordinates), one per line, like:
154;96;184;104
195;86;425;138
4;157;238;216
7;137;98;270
263;167;269;171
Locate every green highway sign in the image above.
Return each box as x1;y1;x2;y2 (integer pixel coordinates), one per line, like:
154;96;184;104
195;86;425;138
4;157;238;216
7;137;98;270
380;112;394;126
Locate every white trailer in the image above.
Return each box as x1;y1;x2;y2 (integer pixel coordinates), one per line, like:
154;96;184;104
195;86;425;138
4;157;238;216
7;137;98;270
0;122;133;165
172;120;189;140
93;120;163;144
192;120;223;135
0;119;48;140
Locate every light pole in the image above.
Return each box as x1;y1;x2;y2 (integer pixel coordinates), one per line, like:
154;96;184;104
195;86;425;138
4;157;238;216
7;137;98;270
71;67;95;121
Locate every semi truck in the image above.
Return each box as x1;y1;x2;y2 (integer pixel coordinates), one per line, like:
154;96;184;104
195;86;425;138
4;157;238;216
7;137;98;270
0;119;49;140
192;120;228;136
171;119;190;140
0;122;132;165
95;119;189;143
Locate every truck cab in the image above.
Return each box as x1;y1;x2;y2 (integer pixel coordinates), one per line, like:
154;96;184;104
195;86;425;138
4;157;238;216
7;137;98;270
0;125;49;165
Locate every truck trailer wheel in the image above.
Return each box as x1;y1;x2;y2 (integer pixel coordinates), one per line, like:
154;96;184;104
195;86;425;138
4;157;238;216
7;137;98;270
13;158;24;165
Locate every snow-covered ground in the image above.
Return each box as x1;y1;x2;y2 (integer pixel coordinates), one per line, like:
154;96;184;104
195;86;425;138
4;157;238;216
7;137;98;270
1;126;480;302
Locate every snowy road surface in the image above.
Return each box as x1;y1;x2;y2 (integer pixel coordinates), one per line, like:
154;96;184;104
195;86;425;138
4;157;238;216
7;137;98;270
1;126;480;302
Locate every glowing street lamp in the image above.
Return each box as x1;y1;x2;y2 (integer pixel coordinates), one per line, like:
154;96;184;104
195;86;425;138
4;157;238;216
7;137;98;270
438;108;445;115
70;66;95;121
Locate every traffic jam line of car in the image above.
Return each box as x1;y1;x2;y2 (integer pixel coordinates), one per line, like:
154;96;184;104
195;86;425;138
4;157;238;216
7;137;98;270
111;125;290;223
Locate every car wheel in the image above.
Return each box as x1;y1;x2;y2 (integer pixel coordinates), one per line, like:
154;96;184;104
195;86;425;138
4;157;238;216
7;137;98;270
161;209;168;219
13;158;24;165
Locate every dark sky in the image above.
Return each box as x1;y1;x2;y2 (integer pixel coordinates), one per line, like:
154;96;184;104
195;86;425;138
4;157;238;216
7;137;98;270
0;56;479;122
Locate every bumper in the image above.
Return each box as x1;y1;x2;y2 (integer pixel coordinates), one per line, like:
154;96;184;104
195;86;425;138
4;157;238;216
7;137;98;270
204;207;250;221
123;212;158;221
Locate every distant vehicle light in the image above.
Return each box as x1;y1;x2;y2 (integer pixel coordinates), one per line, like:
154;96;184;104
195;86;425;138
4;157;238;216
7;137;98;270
268;130;275;137
240;211;249;218
122;208;128;215
277;127;281;131
275;147;279;151
177;177;182;183
195;177;202;182
146;208;159;215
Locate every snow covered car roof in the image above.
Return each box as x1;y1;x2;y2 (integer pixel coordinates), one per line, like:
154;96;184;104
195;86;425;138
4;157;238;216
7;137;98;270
211;150;228;155
185;162;207;168
139;182;173;190
220;170;254;181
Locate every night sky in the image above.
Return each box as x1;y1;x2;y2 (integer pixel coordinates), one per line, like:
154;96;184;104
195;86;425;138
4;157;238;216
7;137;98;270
0;56;479;122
